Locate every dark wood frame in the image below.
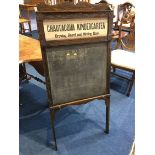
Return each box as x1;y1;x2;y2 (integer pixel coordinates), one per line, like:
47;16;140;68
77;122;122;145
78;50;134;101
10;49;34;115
36;1;113;150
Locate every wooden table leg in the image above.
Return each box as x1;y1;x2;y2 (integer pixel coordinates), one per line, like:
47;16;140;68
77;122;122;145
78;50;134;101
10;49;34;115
50;109;58;151
19;63;31;83
127;72;135;96
104;96;110;134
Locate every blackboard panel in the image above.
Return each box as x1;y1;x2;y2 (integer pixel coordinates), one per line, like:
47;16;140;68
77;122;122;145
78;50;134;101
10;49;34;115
46;42;107;105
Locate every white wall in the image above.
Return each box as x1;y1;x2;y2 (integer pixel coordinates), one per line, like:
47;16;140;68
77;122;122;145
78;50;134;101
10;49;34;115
19;0;24;4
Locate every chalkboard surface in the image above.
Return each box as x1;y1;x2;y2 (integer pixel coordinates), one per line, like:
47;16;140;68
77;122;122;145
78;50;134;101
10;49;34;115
46;42;107;105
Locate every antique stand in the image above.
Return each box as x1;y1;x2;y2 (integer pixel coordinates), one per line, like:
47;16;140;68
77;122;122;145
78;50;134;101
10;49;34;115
36;1;113;150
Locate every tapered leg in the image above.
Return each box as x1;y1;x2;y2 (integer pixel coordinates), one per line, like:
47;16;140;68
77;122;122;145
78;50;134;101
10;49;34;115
127;72;135;97
19;23;22;34
115;38;121;49
28;21;32;36
19;63;31;84
21;23;25;34
50;109;58;151
112;66;116;73
104;97;110;134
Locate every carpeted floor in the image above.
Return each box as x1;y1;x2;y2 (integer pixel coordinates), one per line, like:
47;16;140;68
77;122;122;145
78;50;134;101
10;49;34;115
19;64;135;155
19;11;135;155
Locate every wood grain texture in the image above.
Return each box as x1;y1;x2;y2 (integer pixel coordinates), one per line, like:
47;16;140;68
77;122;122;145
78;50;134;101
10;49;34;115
19;34;42;63
19;4;36;8
23;0;44;5
37;1;112;12
19;18;30;23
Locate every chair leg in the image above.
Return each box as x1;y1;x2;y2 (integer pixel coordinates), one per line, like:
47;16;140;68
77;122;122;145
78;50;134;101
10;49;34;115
20;23;26;34
112;66;116;72
127;72;135;96
28;21;32;35
104;97;110;134
19;23;22;34
114;39;119;49
20;23;24;34
19;63;31;84
50;109;58;151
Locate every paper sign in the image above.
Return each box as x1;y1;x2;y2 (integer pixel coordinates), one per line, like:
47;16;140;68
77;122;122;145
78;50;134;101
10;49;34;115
43;18;108;41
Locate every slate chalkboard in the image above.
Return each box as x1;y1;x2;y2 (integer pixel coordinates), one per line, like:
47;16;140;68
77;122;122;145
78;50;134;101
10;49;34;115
46;42;107;105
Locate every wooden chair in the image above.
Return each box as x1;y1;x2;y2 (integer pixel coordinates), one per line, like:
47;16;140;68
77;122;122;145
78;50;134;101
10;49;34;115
111;15;135;96
110;2;134;49
19;5;32;35
112;6;135;49
113;2;135;31
19;1;45;34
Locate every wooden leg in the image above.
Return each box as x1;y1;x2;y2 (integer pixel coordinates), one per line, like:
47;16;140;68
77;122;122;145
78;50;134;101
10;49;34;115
115;38;121;49
21;23;25;34
22;63;27;79
127;72;135;97
19;23;24;34
104;97;110;134
19;23;22;34
19;63;31;84
112;66;116;73
23;63;31;81
50;109;58;151
28;21;32;35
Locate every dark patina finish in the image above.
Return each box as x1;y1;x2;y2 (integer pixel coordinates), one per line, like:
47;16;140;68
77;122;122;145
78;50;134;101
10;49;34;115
36;1;113;150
